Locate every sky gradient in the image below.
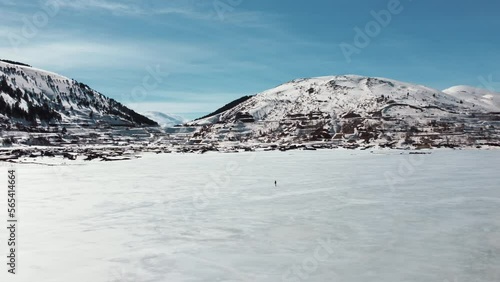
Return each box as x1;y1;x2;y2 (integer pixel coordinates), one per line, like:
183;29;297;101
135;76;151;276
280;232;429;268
1;0;499;119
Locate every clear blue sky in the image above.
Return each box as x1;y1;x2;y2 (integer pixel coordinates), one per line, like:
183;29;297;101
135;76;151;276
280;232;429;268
1;0;499;119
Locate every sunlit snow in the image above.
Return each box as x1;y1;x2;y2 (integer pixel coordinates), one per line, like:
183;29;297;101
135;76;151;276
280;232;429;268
1;150;499;282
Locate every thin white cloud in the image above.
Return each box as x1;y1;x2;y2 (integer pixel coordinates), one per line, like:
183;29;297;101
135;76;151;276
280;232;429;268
0;36;216;72
0;0;18;6
53;0;142;15
49;0;275;27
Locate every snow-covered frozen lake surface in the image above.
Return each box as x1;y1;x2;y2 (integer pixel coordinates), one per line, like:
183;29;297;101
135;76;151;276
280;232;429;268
1;150;500;282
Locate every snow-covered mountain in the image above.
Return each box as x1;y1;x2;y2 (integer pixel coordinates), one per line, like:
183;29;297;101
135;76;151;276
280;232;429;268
143;111;186;128
0;60;158;127
187;75;500;148
443;85;500;112
1;60;499;151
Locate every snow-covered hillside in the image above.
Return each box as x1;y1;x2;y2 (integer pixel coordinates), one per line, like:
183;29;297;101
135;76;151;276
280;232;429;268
193;75;498;125
0;60;158;127
187;75;500;149
143;111;186;128
443;85;500;112
1;62;499;151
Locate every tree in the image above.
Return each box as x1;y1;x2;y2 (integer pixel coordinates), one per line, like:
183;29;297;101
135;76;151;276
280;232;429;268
0;96;6;113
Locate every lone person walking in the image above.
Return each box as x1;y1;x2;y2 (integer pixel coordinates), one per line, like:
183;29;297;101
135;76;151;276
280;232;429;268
275;180;277;187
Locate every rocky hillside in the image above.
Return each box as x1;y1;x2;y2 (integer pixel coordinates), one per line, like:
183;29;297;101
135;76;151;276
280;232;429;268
187;75;500;149
0;60;158;128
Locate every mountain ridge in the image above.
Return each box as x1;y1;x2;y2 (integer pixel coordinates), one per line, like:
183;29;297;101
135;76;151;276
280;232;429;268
1;61;499;151
0;60;158;127
187;75;500;149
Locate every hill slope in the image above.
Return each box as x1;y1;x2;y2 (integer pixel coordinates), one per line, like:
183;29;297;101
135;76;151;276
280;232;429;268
443;85;500;112
0;60;158;127
187;75;500;149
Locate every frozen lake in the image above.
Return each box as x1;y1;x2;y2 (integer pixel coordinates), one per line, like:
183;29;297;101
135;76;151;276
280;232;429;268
1;150;500;282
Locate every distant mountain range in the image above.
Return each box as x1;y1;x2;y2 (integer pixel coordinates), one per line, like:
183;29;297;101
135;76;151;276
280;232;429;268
143;111;187;128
